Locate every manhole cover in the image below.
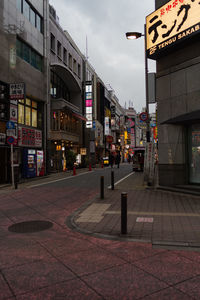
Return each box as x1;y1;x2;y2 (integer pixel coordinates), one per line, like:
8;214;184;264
8;220;53;233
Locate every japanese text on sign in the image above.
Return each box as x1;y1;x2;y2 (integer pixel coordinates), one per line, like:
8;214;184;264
146;0;200;58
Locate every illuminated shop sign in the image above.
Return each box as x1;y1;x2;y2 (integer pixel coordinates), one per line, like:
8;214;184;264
104;117;110;136
146;0;200;59
85;81;93;128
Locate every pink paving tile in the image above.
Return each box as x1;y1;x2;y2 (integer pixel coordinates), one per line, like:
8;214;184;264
173;249;200;264
0;242;53;269
3;257;75;295
16;278;102;300
175;275;200;299
40;235;97;257
134;251;200;285
59;247;126;276
83;263;167;299
142;286;192;299
99;240;167;262
0;273;13;299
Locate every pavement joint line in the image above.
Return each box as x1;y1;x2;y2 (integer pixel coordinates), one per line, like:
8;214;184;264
28;171;94;188
107;171;134;189
105;211;200;217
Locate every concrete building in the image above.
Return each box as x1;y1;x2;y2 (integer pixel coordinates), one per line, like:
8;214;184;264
47;5;85;172
150;0;200;186
0;0;48;183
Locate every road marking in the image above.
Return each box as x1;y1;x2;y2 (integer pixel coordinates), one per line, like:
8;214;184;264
136;217;154;223
107;172;134;189
29;171;94;188
76;203;111;223
105;211;200;217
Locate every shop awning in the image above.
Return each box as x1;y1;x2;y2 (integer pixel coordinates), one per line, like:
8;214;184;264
161;110;200;125
72;111;87;121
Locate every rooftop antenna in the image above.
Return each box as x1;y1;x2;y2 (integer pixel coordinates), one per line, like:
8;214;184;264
86;35;89;60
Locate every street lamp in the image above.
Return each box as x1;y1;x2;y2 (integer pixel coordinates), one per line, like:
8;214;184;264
126;25;150;142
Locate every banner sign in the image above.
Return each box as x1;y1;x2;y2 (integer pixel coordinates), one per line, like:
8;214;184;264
85;81;93;128
18;127;42;147
146;0;200;59
104;117;110;136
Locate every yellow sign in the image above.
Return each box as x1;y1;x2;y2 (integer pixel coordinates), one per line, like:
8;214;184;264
80;148;87;155
56;145;61;151
146;0;200;58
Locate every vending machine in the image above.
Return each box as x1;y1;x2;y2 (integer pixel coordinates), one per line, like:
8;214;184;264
36;150;44;176
23;149;36;178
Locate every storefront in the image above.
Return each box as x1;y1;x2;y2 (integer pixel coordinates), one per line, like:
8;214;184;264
150;0;200;186
18;126;44;179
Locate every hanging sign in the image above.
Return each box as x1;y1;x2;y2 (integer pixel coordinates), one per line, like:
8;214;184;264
146;0;200;59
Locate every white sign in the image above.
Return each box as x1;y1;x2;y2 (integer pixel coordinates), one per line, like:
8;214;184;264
104;117;110;136
86;107;92;114
9;83;25;99
10;104;18;122
86;114;92;121
86;121;92;128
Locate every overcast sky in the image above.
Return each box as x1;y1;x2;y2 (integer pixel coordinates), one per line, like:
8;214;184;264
49;0;156;113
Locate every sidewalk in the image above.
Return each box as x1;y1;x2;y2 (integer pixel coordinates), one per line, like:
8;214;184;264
1;169;200;298
70;172;200;249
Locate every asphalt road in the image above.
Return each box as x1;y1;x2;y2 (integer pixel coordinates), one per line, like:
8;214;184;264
29;163;133;190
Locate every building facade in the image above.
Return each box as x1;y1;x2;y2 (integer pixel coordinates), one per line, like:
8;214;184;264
47;5;85;172
152;0;200;186
0;0;48;183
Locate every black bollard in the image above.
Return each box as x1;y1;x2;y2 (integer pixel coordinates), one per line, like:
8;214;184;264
121;192;127;235
111;170;114;190
15;182;18;189
100;176;104;199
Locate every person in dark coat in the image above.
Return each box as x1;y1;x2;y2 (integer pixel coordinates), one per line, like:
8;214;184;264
115;151;121;168
109;152;114;168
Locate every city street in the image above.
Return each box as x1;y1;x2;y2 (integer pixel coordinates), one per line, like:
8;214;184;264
0;163;200;299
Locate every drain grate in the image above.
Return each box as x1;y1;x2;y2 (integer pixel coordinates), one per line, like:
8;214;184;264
8;220;53;233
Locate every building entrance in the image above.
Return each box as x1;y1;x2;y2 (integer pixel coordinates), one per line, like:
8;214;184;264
189;124;200;184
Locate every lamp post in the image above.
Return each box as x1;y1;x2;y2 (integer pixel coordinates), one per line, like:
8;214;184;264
126;24;150;143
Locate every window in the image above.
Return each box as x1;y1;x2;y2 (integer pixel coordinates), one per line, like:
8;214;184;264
50;70;70;101
78;64;81;78
23;0;30;19
57;41;61;58
31;51;36;68
25;106;31;126
30;8;36;26
19;0;43;33
23;43;30;63
63;48;67;64
18;101;24;124
73;59;77;74
18;98;39;128
32;108;37;127
50;33;55;52
16;38;43;72
36;14;41;32
16;0;22;12
68;54;72;69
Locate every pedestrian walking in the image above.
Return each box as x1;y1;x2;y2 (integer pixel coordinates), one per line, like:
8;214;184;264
115;151;121;168
109;152;114;168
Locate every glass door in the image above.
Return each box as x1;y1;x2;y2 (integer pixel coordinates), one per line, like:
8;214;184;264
189;124;200;184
